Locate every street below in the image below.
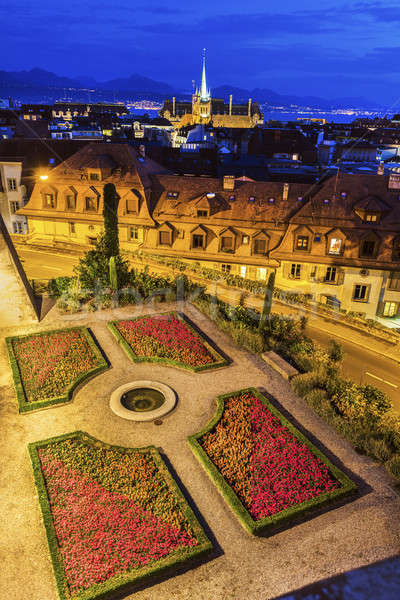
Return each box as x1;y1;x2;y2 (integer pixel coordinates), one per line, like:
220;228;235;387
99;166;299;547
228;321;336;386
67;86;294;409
17;246;400;410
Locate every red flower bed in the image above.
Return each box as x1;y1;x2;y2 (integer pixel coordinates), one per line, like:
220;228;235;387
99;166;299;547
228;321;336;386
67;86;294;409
11;328;100;403
37;439;200;597
115;313;216;368
200;391;340;521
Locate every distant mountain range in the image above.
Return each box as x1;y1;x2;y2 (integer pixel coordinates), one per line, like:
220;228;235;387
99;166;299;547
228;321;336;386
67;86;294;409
0;68;382;109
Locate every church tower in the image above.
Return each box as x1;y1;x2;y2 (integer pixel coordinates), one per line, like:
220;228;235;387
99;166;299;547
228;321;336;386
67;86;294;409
192;49;212;124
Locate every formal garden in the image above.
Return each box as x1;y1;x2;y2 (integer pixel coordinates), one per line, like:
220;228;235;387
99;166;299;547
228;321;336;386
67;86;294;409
3;183;400;600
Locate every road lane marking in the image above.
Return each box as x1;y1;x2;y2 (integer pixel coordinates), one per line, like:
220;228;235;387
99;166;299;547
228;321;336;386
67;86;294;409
365;372;398;388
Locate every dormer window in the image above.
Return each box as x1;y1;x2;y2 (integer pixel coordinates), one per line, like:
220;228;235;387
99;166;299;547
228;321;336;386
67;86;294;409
197;209;208;218
360;232;379;259
89;172;100;181
365;213;379;223
254;239;266;254
249;196;255;203
66;194;76;211
44;193;56;209
159;231;172;246
85;196;97;212
296;235;309;251
268;197;275;203
229;195;235;202
126;198;138;214
392;236;400;261
192;234;204;249
242;235;250;245
328;238;343;255
167;191;179;199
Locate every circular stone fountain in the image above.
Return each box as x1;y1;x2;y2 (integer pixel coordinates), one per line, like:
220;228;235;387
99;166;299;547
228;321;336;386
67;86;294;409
109;380;176;422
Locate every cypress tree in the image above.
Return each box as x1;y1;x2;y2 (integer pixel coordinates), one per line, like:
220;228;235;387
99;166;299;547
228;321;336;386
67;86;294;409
259;271;275;331
102;183;119;258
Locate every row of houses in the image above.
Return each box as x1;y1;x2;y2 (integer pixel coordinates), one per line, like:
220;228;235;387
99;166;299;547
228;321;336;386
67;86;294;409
6;141;400;322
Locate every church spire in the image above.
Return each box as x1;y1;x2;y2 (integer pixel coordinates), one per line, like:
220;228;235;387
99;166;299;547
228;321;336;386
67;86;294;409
200;48;210;102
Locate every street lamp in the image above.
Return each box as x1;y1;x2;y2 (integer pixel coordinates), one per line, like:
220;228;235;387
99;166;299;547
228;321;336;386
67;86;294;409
39;174;48;181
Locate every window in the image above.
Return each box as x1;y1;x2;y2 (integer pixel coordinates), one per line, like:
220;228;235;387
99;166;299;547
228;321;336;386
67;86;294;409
10;201;19;214
69;222;76;235
221;236;233;251
290;263;301;279
257;267;267;280
296;235;309;250
353;284;369;301
248;196;255;202
66;195;76;210
388;272;400;291
197;209;208;218
365;213;378;222
314;234;322;243
126;198;138;214
393;238;400;261
159;231;171;245
324;266;337;282
192;234;204;249
221;264;231;274
361;239;376;257
129;226;140;241
85;196;97;212
328;238;342;255
167;191;179;199
229;195;235;202
7;178;17;191
44;193;56;208
383;302;398;317
89;172;99;181
242;235;250;245
254;239;266;254
240;265;247;278
12;222;23;234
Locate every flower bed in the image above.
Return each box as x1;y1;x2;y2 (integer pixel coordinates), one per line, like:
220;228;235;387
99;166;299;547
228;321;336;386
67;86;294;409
108;312;228;372
6;327;108;413
188;388;357;534
29;432;212;600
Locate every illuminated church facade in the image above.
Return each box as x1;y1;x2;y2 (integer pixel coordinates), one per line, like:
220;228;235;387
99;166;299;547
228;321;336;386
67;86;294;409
160;52;264;129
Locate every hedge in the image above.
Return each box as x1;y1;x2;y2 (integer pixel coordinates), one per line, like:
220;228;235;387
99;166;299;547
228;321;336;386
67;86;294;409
188;388;357;535
6;327;109;413
107;311;229;372
28;431;213;600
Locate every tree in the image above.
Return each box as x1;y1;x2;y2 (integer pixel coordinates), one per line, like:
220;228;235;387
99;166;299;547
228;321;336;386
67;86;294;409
259;271;275;331
102;183;119;258
109;256;118;291
74;233;130;290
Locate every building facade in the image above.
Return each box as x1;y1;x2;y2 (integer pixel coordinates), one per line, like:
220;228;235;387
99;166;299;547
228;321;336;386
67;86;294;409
19;142;400;322
0;159;28;234
160;54;263;129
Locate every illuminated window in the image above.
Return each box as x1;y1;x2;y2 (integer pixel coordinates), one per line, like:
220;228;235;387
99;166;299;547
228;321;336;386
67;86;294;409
257;267;267;280
242;235;250;245
328;238;342;255
167;191;179;198
365;214;378;222
383;301;398;317
296;235;309;250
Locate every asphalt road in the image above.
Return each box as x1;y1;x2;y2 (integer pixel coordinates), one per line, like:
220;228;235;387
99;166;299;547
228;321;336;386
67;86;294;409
17;247;400;410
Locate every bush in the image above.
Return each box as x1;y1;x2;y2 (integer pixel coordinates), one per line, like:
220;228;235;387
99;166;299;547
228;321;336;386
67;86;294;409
385;454;400;481
47;276;74;299
328;340;344;363
292;371;327;398
365;437;393;463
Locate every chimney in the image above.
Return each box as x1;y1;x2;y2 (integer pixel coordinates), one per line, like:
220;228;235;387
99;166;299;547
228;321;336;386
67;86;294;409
172;96;176;117
223;175;235;191
283;182;289;201
248;98;252;117
377;161;384;175
229;94;233;116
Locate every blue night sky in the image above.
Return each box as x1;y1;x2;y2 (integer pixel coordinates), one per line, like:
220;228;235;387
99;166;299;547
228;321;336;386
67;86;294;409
2;0;400;103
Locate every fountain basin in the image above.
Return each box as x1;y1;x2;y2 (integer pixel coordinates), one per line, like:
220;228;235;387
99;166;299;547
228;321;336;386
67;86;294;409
110;380;176;422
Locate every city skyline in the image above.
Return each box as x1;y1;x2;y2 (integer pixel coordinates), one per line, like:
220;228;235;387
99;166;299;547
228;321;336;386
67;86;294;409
2;1;400;104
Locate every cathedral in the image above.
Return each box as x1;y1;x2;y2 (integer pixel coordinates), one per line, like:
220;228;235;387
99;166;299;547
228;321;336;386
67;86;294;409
160;53;264;129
